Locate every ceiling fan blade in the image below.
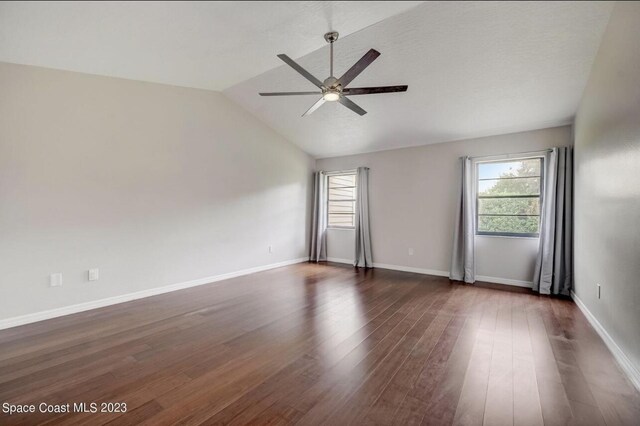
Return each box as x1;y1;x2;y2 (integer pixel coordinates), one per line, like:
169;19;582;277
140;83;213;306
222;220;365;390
343;85;408;95
259;91;322;96
338;96;367;116
277;54;324;89
337;49;381;88
302;98;326;117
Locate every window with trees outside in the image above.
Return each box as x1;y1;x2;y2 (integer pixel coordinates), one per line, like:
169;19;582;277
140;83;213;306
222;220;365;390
476;157;543;237
327;173;357;228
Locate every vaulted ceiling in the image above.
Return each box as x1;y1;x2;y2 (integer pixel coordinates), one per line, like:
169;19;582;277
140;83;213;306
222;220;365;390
0;1;613;158
0;1;420;91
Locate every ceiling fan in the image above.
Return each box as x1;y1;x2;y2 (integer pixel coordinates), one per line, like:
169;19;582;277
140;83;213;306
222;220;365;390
259;31;408;117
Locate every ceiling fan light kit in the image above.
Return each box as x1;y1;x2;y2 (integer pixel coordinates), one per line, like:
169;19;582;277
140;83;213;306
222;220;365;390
323;91;340;102
259;31;408;116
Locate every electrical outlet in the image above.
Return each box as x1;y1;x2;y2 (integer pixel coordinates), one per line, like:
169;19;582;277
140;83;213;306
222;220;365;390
269;245;273;253
597;284;601;299
50;273;63;287
88;268;99;281
408;248;414;256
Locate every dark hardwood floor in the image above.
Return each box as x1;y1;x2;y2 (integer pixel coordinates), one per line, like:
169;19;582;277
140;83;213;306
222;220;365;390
1;263;639;425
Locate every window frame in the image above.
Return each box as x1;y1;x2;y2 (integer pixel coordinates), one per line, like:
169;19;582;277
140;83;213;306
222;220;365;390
326;171;357;230
474;156;544;238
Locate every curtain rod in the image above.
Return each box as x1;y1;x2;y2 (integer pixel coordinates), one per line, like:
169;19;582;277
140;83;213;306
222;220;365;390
468;148;553;160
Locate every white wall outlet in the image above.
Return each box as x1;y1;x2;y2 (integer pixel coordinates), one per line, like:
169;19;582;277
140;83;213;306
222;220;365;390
88;268;99;281
269;245;273;253
597;283;601;299
408;248;414;256
50;273;63;287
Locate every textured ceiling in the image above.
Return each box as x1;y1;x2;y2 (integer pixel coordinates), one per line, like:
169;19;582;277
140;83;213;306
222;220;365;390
0;1;614;158
225;1;614;158
0;1;421;91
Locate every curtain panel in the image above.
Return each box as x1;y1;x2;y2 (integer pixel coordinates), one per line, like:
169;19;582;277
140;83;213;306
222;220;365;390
310;171;327;262
354;167;373;268
533;147;573;295
450;156;476;283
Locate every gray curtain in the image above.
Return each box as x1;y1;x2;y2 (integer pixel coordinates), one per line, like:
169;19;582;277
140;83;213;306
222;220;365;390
449;156;476;283
533;147;573;295
354;167;373;268
310;171;327;262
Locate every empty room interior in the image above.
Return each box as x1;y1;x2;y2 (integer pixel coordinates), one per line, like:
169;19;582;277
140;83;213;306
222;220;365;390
1;1;640;425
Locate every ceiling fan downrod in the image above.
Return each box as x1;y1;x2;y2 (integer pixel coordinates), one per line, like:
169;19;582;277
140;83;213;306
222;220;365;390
324;31;339;78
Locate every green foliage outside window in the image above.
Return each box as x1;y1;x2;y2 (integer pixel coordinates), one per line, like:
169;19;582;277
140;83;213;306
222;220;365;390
477;158;542;235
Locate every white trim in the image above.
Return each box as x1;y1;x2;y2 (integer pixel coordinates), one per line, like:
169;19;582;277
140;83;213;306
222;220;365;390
328;259;450;277
327;259;532;288
475;234;539;240
372;263;449;277
475;275;533;288
327;259;450;277
0;257;308;331
324;169;357;176
470;149;551;162
571;291;640;392
327;257;353;264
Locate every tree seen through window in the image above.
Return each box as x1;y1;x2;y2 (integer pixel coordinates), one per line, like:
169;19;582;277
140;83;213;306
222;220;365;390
476;158;543;236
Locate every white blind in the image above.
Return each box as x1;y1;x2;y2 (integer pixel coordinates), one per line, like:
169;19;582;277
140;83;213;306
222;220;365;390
327;174;356;227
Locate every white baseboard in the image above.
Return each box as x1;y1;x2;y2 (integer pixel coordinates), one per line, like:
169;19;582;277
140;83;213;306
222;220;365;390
373;263;449;277
326;257;353;265
0;257;308;331
327;258;448;276
571;291;640;392
475;275;533;288
326;258;531;288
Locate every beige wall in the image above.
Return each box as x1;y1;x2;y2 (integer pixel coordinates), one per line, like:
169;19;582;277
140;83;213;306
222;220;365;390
0;62;314;320
317;126;572;284
574;2;640;381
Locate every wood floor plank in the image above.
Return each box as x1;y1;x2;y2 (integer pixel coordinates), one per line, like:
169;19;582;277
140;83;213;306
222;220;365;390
362;292;454;425
483;292;514;426
452;325;493;426
512;293;543;426
392;286;479;425
292;280;433;425
446;286;494;426
320;284;449;424
0;263;638;425
527;299;574;426
420;288;491;426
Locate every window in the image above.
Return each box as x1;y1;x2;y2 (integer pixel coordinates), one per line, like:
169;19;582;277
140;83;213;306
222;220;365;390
327;173;357;228
476;157;543;237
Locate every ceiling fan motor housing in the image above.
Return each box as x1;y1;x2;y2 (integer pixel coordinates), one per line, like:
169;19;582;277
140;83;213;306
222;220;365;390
323;76;340;90
322;76;341;101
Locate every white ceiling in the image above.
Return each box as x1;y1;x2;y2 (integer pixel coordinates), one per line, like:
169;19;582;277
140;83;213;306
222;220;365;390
0;1;421;91
0;1;613;158
225;1;613;158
